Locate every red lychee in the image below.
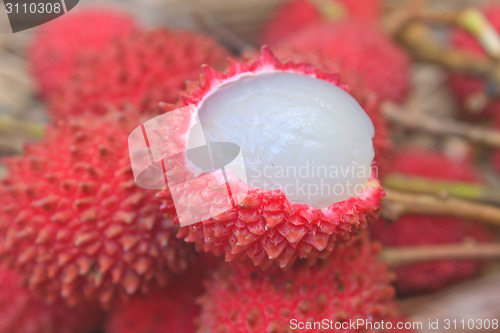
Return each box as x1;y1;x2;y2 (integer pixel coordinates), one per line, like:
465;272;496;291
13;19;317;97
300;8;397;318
198;236;412;333
261;0;381;45
0;112;194;307
372;149;495;295
0;266;102;333
448;5;500;117
48;28;231;120
154;48;384;269
104;253;217;333
272;21;411;103
28;8;138;97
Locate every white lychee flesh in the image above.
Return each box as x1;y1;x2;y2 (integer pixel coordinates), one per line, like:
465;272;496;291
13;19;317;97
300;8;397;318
193;72;375;208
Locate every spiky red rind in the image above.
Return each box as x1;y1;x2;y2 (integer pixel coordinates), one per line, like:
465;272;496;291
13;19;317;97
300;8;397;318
48;28;231;119
28;8;138;97
0;267;102;333
158;48;384;269
0;112;194;307
198;236;410;333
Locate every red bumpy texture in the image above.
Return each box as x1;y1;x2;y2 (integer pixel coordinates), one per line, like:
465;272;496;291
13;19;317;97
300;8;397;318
449;5;500;117
158;48;385;270
261;0;381;45
371;149;495;295
198;236;413;333
272;21;411;103
105;252;218;333
0;266;102;333
0;112;194;307
48;28;230;120
28;8;138;97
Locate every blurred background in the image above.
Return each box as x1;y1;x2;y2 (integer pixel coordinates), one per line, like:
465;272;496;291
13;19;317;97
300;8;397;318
0;0;500;332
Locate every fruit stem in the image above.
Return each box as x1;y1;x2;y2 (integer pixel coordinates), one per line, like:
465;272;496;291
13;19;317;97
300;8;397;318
387;16;500;98
383;174;500;206
0;114;45;139
382;242;500;267
383;102;500;149
457;8;500;61
382;189;500;227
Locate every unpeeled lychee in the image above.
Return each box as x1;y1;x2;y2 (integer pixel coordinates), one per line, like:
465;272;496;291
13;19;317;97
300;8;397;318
155;48;384;269
448;5;500;117
198;236;412;333
261;0;381;45
0;266;102;333
48;28;230;119
0;112;193;307
272;21;411;103
104;253;218;333
371;149;495;295
105;286;199;333
28;8;138;97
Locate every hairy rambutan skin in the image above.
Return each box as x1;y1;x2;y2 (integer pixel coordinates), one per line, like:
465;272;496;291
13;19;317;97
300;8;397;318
28;8;138;97
448;5;500;117
272;22;411;103
198;236;410;333
0;112;194;307
48;28;231;120
157;48;385;269
371;149;495;295
0;267;102;333
261;0;381;45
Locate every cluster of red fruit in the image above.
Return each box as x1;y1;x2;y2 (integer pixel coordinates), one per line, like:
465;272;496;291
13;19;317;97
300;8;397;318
0;1;496;332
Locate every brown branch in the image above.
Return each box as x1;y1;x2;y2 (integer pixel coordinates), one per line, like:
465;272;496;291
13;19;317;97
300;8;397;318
382;243;500;267
383;174;500;206
0;114;45;139
383;102;500;149
382;189;500;227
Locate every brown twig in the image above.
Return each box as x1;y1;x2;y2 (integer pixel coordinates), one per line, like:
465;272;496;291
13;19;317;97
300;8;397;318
0;114;45;139
383;102;500;149
382;242;500;267
382;189;500;227
383;174;500;206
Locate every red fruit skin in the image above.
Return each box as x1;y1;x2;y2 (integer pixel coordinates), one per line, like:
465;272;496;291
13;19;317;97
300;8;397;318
272;22;410;103
28;8;138;97
371;149;495;296
261;0;381;45
48;28;230;120
0;267;102;333
448;5;500;117
198;236;412;333
105;253;219;333
158;48;385;270
0;113;194;307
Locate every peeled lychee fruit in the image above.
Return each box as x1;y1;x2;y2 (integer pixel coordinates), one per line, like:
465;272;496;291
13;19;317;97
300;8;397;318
0;266;102;333
48;28;230;119
0;112;193;307
272;22;411;103
448;5;500;117
28;8;138;97
155;48;384;269
261;0;381;45
371;149;495;295
198;236;411;333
